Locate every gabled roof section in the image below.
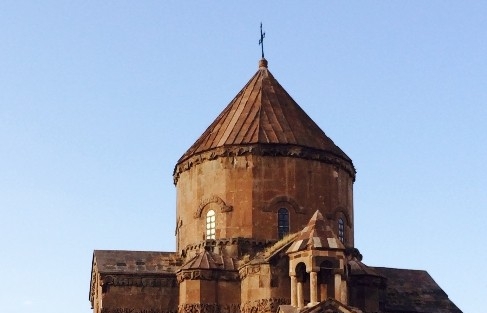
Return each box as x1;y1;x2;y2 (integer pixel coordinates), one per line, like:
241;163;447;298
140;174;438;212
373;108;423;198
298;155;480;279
372;267;462;313
89;250;182;305
287;210;345;253
180;250;238;271
177;59;351;165
92;250;181;275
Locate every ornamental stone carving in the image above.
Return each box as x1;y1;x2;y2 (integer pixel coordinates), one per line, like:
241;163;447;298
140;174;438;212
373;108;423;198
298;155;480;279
90;269;97;303
177;269;239;283
102;274;177;288
239;264;262;280
183;238;271;257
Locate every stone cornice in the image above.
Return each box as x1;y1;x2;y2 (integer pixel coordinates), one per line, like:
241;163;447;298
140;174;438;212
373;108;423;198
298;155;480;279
173;144;356;184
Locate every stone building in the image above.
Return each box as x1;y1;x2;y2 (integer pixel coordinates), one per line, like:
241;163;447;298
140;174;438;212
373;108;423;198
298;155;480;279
89;58;462;313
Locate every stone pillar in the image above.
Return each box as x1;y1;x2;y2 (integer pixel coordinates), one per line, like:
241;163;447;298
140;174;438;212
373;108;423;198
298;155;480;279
297;281;304;309
290;275;298;307
341;279;348;305
310;271;318;305
334;273;342;302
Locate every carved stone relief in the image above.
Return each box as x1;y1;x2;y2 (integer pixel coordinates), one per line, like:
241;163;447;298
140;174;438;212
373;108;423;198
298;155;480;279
177;299;290;313
178;304;240;313
239;264;262;280
241;298;291;313
177;269;239;283
90;269;97;303
102;274;177;288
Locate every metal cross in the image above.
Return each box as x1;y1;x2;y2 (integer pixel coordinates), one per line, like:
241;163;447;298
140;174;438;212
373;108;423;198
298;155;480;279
259;23;265;58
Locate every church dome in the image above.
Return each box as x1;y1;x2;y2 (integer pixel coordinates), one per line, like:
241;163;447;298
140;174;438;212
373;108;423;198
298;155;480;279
174;59;355;183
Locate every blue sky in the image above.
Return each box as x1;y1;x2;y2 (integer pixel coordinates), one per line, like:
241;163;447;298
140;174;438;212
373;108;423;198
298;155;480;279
0;2;485;312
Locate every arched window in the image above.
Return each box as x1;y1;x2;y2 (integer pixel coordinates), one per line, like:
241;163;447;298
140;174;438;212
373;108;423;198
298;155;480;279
278;208;289;239
338;218;345;243
206;210;216;240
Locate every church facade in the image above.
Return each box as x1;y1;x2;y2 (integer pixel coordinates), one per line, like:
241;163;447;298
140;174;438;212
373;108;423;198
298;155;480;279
89;58;461;313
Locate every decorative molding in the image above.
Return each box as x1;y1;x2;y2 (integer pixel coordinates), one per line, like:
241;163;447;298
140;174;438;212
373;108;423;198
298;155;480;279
176;299;290;313
90;268;97;304
183;238;273;256
177;269;239;283
101;274;177;288
263;196;305;214
241;298;291;313
194;195;233;218
173;144;356;184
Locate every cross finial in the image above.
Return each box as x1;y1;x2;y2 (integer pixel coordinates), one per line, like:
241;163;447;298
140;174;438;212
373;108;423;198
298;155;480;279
259;22;265;59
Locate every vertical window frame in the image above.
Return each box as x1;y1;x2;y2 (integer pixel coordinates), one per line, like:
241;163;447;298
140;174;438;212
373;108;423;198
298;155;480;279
278;208;290;239
338;218;345;244
206;209;216;240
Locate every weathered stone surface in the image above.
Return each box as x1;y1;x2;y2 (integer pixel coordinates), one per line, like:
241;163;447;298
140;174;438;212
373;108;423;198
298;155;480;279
89;58;462;313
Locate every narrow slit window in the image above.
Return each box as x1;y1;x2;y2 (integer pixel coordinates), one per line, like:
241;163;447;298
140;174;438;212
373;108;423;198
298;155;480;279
278;208;289;239
206;210;216;240
338;218;345;243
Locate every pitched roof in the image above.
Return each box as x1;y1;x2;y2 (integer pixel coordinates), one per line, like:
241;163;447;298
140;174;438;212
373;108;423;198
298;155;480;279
373;267;462;313
177;59;351;165
348;259;383;277
180;250;238;271
287;210;345;253
92;250;181;275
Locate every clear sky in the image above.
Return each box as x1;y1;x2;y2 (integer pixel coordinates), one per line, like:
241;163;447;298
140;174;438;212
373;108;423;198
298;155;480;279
0;2;485;312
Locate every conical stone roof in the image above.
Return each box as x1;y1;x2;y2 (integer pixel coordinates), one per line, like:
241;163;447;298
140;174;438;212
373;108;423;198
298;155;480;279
174;59;355;183
287;210;345;253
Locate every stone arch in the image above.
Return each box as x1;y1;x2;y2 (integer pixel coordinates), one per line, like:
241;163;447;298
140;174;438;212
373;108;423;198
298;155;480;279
333;207;352;246
333;207;351;225
194;195;233;218
264;195;305;214
317;259;338;301
295;262;308;283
